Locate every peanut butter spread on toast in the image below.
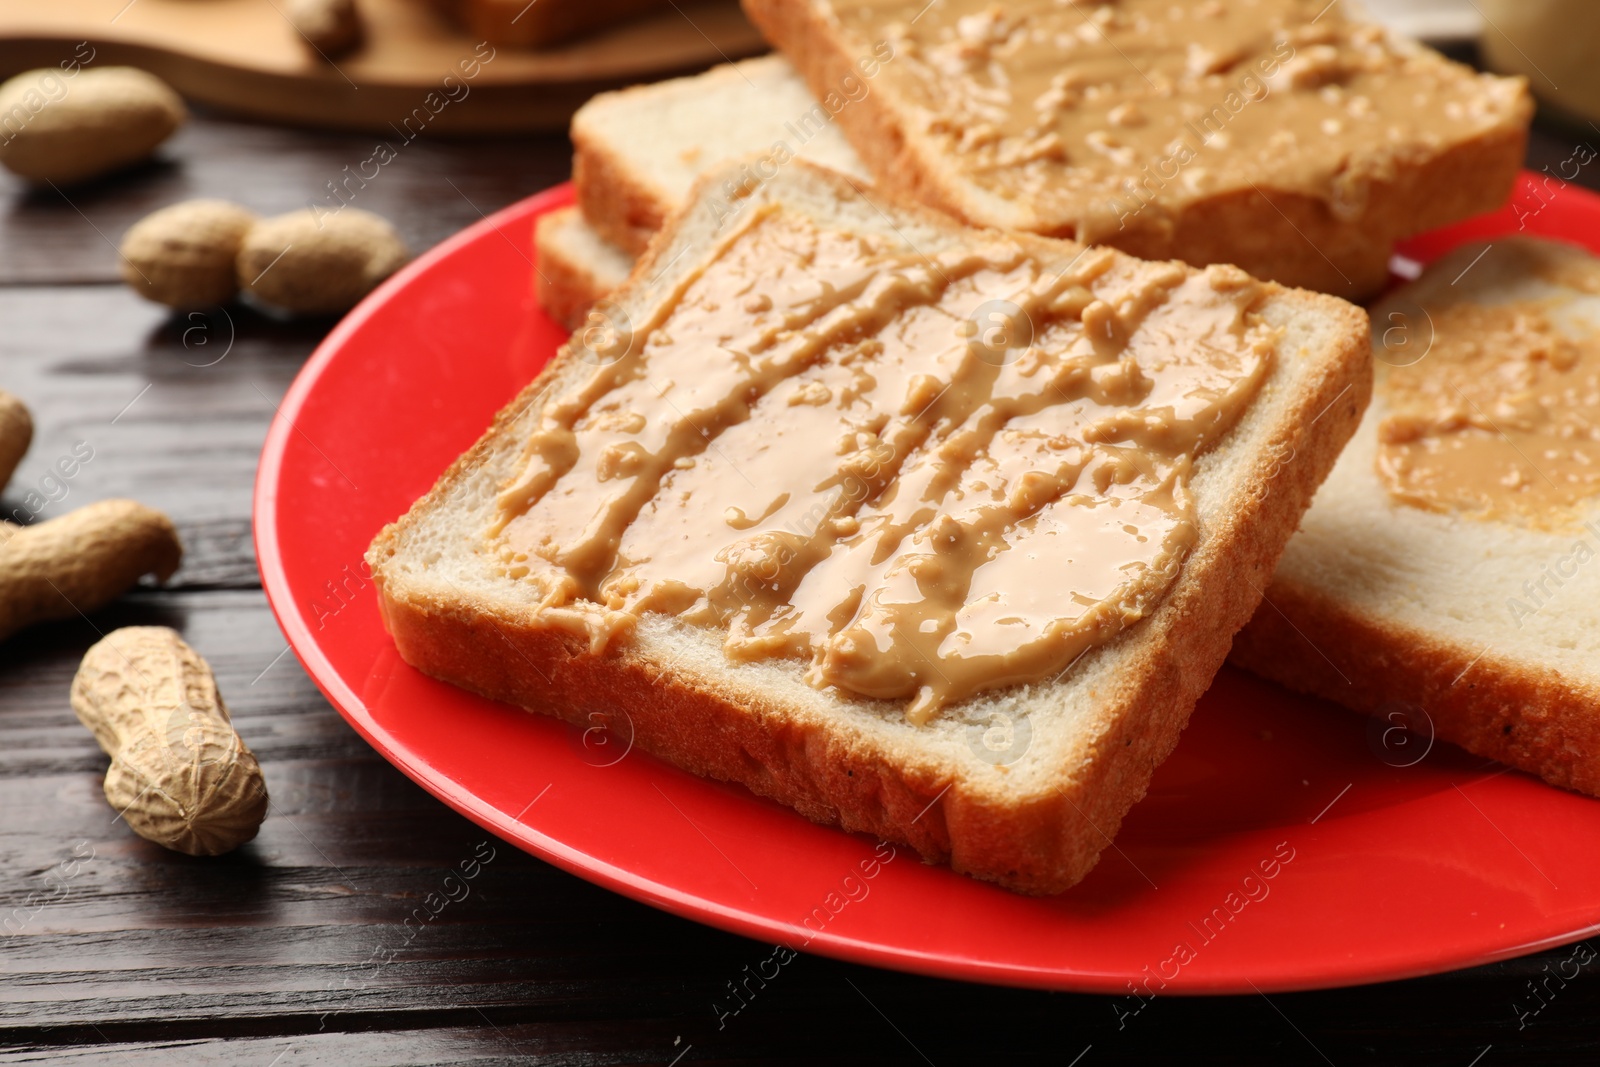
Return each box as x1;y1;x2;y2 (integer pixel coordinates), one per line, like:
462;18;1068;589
826;0;1526;242
1376;252;1600;530
494;205;1276;720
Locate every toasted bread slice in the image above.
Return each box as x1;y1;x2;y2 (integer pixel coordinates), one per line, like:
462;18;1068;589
369;159;1370;893
431;0;670;48
742;0;1531;299
572;55;866;255
535;206;633;329
1232;237;1600;795
554;54;872;321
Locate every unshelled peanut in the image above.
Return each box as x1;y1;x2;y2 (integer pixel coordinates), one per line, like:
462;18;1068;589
72;627;268;856
0;390;32;492
238;208;410;315
0;67;186;184
0;499;182;642
287;0;364;57
120;200;260;309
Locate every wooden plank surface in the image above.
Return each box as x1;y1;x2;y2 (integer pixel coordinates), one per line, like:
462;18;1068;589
0;118;572;285
3;95;1600;1064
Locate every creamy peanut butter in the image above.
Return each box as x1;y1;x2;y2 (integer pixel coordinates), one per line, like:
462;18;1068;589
825;0;1526;242
1376;296;1600;530
494;205;1276;720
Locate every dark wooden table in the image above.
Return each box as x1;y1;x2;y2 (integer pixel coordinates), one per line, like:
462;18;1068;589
3;76;1600;1067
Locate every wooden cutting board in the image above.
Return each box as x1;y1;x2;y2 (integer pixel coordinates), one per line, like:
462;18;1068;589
0;0;766;133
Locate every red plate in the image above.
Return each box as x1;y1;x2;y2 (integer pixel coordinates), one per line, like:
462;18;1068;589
255;173;1600;994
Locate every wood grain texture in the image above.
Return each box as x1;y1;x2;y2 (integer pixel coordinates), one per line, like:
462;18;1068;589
4;96;1600;1065
0;119;573;285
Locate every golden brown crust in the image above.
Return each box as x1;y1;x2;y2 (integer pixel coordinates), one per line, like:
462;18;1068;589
370;162;1371;894
741;0;1530;301
533;208;616;330
572;118;665;257
1231;578;1600;796
1108;119;1528;300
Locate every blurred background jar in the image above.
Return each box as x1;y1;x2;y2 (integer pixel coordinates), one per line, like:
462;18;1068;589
1479;0;1600;124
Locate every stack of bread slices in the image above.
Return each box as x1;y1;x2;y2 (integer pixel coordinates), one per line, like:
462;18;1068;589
373;0;1553;895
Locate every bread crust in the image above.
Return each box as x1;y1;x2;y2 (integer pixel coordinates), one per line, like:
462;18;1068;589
1231;578;1600;796
370;161;1371;894
1106;121;1529;300
572;101;671;256
533;207;619;329
741;0;1530;301
1231;237;1600;797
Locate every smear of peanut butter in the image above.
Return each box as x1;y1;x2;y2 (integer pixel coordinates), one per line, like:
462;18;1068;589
1377;300;1600;529
494;206;1274;720
826;0;1526;242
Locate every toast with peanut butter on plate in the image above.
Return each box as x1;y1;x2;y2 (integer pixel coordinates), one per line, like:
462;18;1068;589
1233;237;1600;796
371;159;1369;893
741;0;1531;298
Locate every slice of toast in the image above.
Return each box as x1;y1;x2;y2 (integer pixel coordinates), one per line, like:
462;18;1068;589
535;206;633;330
742;0;1531;299
548;55;870;323
1232;237;1600;795
370;159;1370;893
572;55;866;256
